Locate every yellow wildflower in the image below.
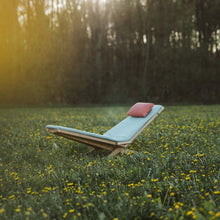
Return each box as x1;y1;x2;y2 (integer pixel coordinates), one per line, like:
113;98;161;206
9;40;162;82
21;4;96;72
0;208;5;214
63;213;68;218
187;211;194;216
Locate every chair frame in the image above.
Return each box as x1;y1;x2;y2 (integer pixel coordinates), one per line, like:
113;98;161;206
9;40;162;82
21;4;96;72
46;106;164;157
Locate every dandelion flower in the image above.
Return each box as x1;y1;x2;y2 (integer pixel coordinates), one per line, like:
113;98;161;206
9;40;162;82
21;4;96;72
214;191;219;195
63;213;68;218
187;211;194;216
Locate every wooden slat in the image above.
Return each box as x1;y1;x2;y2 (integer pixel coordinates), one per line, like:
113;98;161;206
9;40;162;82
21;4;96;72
50;131;127;150
53;131;117;151
46;128;118;145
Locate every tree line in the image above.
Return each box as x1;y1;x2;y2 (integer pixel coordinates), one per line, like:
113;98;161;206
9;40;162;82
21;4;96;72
0;0;219;105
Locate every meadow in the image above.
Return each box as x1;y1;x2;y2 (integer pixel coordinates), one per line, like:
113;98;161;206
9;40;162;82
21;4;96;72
0;105;219;220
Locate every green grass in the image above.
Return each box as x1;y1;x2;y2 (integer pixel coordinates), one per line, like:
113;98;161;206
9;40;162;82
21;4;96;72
0;105;219;220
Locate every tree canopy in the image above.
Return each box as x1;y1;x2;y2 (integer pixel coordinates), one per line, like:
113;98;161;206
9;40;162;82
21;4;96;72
0;0;219;105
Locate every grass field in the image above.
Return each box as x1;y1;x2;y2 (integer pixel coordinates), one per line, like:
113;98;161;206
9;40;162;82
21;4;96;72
0;105;219;220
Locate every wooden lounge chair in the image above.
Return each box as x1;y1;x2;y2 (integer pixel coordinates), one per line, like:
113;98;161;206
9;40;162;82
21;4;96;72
46;104;164;157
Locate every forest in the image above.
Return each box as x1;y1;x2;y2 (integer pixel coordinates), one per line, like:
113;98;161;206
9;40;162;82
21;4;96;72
0;0;219;105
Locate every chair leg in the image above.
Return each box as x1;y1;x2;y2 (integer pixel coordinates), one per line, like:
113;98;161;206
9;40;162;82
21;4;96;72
108;148;124;157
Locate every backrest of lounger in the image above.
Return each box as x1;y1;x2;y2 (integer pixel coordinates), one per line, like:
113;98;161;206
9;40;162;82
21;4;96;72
103;105;163;142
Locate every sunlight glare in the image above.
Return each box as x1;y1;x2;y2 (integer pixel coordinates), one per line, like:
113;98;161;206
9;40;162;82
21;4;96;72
89;0;107;4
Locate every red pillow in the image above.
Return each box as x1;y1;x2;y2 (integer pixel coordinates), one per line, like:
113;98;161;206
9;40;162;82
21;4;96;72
127;102;154;117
